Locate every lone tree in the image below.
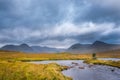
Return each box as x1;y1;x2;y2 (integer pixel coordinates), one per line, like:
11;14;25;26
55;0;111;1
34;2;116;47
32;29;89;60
92;53;96;59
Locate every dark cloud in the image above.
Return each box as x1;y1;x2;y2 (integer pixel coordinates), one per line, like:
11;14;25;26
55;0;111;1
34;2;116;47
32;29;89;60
74;0;120;23
0;0;120;48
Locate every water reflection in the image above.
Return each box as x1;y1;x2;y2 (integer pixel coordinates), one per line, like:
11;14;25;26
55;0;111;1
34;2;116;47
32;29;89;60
30;59;120;80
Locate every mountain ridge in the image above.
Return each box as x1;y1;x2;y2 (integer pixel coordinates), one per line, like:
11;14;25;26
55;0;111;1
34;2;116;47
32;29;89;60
1;41;120;53
0;44;65;53
68;41;120;53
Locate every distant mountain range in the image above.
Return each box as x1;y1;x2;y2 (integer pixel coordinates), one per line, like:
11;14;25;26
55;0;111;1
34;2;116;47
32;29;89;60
0;44;65;53
68;41;120;53
1;41;120;53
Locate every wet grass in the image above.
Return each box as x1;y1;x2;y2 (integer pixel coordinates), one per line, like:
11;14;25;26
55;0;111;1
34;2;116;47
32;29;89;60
0;51;74;80
0;50;92;61
0;60;72;80
0;50;120;80
84;59;120;68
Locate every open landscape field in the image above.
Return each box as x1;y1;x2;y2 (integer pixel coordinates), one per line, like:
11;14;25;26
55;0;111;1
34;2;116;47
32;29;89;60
0;50;120;80
0;61;72;80
0;50;120;61
0;50;92;61
0;50;73;80
1;0;120;80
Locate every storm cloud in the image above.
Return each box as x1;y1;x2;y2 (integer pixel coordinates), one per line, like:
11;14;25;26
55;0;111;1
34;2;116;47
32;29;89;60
0;0;120;48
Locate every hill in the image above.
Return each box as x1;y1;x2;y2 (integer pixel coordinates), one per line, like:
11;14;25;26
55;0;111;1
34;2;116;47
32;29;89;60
0;44;65;53
68;41;120;53
0;44;34;53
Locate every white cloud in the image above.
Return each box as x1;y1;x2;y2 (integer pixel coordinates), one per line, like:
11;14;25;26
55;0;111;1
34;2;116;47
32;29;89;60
0;21;119;48
51;22;115;37
0;22;117;40
40;39;78;48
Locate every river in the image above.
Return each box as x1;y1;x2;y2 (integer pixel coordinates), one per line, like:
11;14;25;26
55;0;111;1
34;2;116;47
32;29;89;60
30;59;120;80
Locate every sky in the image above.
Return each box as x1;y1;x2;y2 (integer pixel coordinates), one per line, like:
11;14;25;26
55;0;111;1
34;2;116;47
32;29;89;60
0;0;120;48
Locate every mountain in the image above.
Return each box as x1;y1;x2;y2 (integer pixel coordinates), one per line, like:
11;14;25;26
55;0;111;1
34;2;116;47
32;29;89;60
92;41;109;47
1;41;119;53
0;44;34;53
68;41;120;53
0;44;65;53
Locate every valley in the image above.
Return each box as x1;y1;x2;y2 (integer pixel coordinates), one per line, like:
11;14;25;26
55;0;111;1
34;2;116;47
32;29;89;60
0;49;120;80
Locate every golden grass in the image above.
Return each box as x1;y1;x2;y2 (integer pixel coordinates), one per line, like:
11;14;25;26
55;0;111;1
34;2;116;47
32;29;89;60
0;50;92;61
0;50;120;61
84;59;120;68
0;50;120;80
0;51;73;80
97;49;120;58
0;61;72;80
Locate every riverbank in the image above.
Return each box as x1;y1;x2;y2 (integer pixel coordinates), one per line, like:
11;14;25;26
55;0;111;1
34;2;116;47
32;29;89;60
31;60;120;80
0;60;72;80
84;59;120;68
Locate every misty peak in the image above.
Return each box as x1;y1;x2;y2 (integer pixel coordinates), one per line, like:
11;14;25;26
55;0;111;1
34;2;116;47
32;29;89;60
69;43;85;49
92;41;108;46
71;43;83;47
20;44;29;47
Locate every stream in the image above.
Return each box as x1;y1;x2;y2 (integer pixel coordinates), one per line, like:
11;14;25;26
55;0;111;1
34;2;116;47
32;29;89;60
30;58;120;80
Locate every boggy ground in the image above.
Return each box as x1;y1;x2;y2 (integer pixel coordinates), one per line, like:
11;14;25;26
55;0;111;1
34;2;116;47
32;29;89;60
0;60;72;80
84;59;120;68
0;50;120;80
